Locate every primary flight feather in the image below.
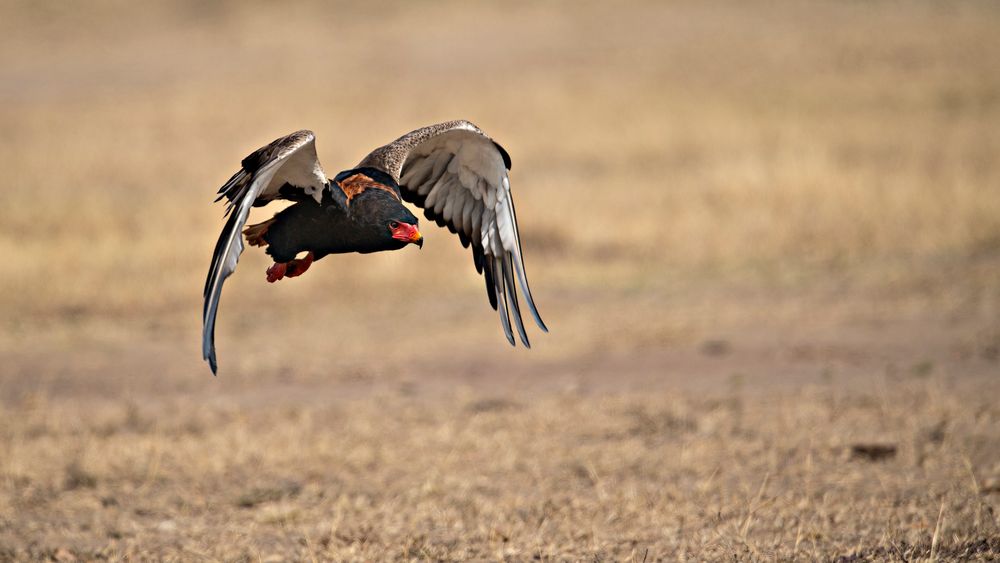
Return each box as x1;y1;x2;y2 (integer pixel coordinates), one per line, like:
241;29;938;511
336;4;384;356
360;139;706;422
202;120;548;374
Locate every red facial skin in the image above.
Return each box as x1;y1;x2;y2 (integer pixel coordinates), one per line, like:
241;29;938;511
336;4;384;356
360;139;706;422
391;222;423;247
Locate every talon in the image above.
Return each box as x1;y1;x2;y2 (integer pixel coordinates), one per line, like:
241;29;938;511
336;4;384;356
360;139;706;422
266;253;314;283
266;262;287;283
285;252;314;278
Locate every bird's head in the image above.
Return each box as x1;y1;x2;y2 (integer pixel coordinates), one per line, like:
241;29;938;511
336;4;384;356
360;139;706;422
388;215;423;248
351;194;423;251
335;167;423;251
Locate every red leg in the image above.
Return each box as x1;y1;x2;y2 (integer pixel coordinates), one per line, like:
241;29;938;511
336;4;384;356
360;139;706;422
285;252;315;278
266;252;314;283
266;262;287;283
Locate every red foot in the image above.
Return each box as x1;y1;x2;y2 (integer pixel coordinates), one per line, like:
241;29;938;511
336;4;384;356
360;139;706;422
266;262;287;283
265;252;314;283
286;252;314;278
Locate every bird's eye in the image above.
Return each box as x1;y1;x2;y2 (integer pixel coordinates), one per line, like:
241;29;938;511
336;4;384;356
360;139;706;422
389;221;400;230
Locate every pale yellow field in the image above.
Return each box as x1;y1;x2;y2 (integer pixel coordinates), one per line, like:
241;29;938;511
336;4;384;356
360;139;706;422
0;1;999;561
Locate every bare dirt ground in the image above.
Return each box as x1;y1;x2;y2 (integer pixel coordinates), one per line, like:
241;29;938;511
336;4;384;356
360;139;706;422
1;0;999;560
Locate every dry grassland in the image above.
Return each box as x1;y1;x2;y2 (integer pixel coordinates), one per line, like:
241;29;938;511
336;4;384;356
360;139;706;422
0;0;999;560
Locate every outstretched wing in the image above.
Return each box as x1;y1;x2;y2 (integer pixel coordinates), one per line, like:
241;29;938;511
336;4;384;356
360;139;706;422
203;130;329;374
359;120;548;346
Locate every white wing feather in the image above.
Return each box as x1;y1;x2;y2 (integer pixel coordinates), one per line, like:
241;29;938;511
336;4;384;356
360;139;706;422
367;121;548;347
203;130;329;374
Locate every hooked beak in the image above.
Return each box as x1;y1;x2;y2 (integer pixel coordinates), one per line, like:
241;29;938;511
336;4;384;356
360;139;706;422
392;222;423;248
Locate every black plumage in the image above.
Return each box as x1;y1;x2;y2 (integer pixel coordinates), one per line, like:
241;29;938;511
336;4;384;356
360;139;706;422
202;121;547;375
254;179;417;262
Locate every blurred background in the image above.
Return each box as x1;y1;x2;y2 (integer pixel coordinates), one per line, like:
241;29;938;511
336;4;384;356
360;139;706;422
1;1;998;560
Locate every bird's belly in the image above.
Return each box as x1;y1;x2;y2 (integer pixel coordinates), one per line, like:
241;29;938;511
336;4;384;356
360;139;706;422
264;201;352;262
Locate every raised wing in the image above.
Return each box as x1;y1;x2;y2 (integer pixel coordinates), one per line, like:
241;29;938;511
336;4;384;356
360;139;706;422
360;120;548;346
203;130;329;374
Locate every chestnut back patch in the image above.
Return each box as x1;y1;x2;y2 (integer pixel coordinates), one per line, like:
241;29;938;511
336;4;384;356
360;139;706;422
336;173;400;206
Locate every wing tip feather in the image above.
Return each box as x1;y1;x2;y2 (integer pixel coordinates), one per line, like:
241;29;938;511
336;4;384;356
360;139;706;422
502;256;531;347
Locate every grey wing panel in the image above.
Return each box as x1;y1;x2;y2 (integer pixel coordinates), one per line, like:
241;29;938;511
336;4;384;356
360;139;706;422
390;123;548;345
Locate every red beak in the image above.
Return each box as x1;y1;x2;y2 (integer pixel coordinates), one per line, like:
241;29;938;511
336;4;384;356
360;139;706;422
391;222;423;248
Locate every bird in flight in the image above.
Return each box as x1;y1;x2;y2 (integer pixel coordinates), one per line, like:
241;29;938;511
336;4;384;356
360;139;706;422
203;120;548;374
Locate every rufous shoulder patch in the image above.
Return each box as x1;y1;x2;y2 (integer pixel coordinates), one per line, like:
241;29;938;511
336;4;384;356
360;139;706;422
336;173;400;206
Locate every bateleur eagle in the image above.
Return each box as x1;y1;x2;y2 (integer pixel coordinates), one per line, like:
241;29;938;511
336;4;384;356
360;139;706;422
202;121;548;374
